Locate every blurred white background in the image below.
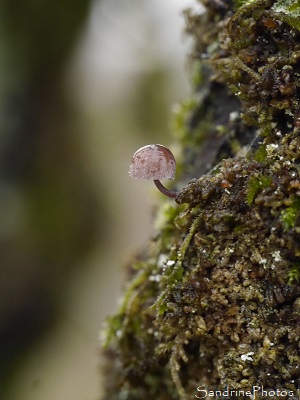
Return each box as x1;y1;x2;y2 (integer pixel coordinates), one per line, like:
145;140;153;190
8;0;201;399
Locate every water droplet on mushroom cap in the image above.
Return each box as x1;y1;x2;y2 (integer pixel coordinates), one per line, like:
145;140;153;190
129;144;176;180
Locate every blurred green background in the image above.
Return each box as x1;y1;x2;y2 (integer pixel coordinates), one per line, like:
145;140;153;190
0;0;198;399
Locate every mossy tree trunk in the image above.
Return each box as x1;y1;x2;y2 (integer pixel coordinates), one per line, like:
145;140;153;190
103;1;300;399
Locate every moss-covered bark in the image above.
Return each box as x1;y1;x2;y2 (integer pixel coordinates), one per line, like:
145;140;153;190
102;1;300;399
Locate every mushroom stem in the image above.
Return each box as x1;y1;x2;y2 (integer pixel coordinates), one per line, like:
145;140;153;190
154;180;177;198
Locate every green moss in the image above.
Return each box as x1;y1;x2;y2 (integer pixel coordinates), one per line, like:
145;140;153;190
234;0;258;10
102;0;300;398
155;202;188;235
103;265;152;348
253;144;267;162
288;262;300;284
190;60;204;88
246;174;272;205
154;213;202;315
214;0;300;137
272;0;300;30
281;198;300;231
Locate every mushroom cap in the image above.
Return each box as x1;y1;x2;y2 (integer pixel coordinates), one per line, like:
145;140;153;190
129;144;176;180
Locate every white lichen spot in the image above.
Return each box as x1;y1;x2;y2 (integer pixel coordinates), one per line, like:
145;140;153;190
166;259;175;267
267;143;278;151
157;254;168;268
272;250;281;262
241;352;254;362
266;143;278;155
259;258;267;265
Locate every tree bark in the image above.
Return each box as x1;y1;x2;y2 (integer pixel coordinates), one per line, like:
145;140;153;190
102;1;300;399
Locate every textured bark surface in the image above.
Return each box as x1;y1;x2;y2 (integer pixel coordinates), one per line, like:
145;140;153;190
102;1;300;399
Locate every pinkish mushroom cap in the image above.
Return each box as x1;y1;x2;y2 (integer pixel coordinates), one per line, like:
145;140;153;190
129;144;176;180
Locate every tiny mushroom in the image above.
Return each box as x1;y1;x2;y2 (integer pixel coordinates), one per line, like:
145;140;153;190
129;144;177;198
